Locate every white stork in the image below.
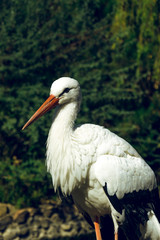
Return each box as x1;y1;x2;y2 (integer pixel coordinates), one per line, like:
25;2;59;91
22;77;160;240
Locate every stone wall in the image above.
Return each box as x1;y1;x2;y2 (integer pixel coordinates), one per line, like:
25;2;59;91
0;201;94;240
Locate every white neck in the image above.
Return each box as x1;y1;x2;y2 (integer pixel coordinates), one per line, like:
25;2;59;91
46;101;80;194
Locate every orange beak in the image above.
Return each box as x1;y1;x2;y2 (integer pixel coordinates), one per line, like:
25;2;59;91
22;95;59;130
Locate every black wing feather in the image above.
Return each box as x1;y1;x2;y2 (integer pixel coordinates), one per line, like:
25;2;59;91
103;182;160;239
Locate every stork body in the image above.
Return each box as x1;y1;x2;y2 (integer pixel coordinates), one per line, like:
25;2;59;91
22;77;160;240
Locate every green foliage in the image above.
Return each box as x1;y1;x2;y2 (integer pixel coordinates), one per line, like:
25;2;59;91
0;0;160;207
0;157;55;208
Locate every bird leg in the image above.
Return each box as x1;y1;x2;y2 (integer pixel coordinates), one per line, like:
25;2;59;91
115;232;118;240
111;214;118;240
94;216;102;240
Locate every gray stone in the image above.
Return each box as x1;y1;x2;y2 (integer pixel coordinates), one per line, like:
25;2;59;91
30;230;39;239
40;205;54;218
47;226;60;239
30;220;41;230
60;228;77;238
0;233;3;240
0;201;95;239
40;219;50;229
60;222;76;238
14;210;29;224
3;227;17;240
18;226;29;237
0;204;8;218
50;213;62;222
0;215;12;231
38;229;47;239
61;223;72;232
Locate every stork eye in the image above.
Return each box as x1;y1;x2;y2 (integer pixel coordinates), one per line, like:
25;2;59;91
59;88;71;97
64;88;70;93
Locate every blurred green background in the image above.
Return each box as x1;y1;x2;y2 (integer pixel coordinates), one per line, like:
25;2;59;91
0;0;160;208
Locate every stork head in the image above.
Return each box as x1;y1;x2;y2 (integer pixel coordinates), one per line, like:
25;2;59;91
50;77;81;105
22;77;81;130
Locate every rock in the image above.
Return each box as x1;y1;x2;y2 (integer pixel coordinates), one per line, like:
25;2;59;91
40;219;50;229
81;220;92;231
60;222;79;238
0;204;8;218
61;223;72;232
30;229;39;239
38;229;46;240
61;227;77;238
0;233;3;240
0;201;94;239
6;204;17;215
3;227;17;240
30;219;41;230
40;204;54;218
51;213;62;222
26;208;38;217
0;215;12;231
13;210;29;224
47;225;60;239
18;225;29;237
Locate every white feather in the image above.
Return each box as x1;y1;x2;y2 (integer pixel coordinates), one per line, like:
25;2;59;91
45;77;160;238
